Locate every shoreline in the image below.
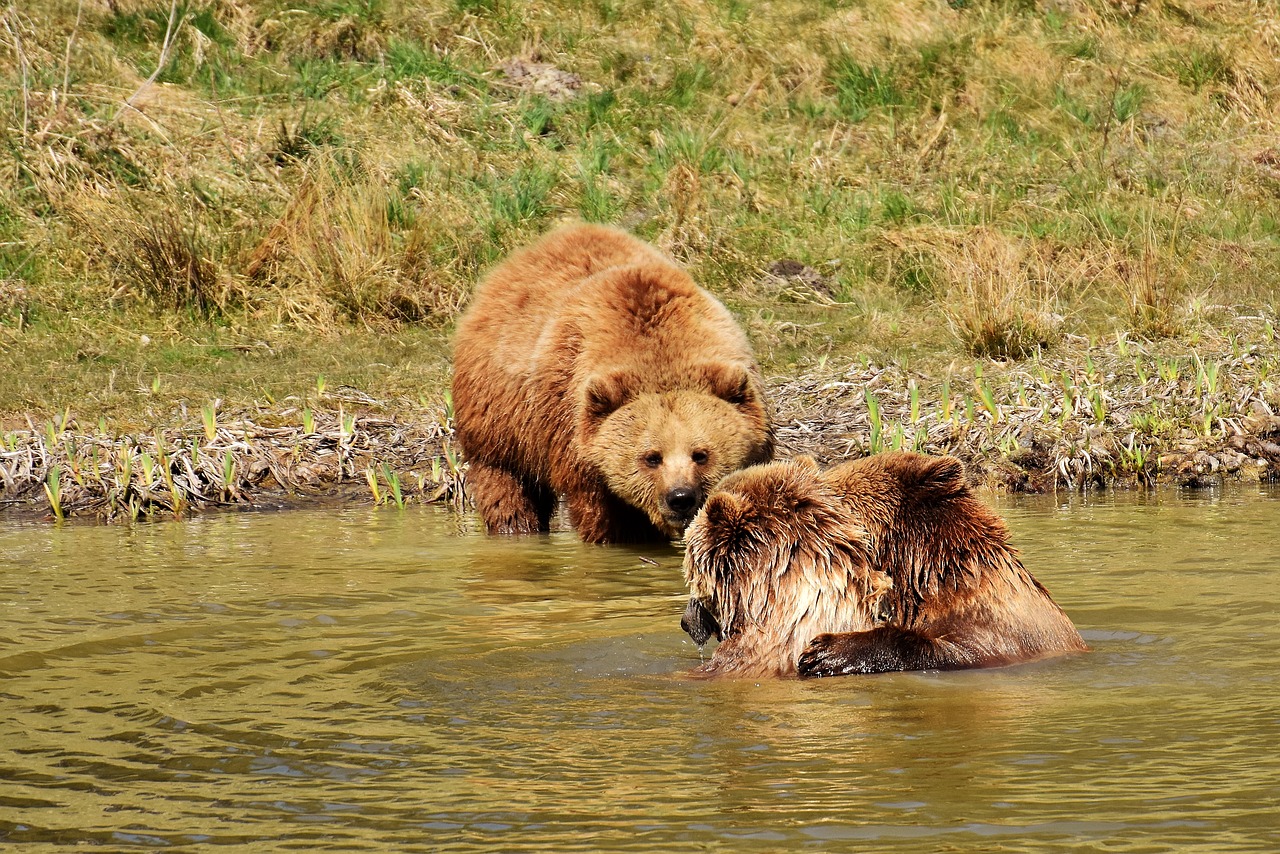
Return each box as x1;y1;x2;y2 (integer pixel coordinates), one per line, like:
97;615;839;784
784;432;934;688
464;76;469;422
0;388;464;523
3;338;1278;523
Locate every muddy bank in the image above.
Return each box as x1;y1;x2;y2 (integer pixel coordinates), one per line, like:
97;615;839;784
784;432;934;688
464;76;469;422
3;342;1278;522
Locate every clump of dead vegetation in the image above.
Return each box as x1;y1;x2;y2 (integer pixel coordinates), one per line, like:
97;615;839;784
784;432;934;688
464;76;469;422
108;207;229;315
1;388;464;522
1114;247;1186;340
879;227;1067;360
771;318;1280;492
244;155;467;328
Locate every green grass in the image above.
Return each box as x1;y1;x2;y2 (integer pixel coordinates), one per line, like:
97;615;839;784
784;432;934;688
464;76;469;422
0;312;452;429
1;0;1279;426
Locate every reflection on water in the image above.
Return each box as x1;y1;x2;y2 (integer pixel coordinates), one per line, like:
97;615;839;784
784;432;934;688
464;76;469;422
2;485;1279;852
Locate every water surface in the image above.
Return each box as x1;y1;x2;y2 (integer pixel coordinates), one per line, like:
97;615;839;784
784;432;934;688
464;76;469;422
2;486;1278;851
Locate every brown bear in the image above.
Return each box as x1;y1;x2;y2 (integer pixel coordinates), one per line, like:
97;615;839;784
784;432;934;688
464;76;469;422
681;452;1087;678
451;223;774;544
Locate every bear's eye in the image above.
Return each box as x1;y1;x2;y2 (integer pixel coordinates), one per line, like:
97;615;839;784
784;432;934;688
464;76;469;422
691;450;709;465
642;452;663;469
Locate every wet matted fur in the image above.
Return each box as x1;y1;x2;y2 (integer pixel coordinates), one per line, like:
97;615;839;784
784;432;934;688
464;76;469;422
682;452;1087;678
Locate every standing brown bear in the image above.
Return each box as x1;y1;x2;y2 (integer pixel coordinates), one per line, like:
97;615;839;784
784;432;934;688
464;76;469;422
681;452;1087;678
452;224;774;544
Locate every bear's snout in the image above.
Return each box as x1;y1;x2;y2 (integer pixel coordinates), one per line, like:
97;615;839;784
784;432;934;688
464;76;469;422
664;486;699;518
681;596;721;646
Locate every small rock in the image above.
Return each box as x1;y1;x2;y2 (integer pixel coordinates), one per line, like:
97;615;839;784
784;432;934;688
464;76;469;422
766;259;834;297
1220;450;1247;472
1180;472;1218;489
1244;413;1280;438
499;58;583;101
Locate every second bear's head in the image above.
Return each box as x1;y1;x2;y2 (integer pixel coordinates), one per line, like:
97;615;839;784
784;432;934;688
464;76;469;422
679;457;893;677
579;363;773;538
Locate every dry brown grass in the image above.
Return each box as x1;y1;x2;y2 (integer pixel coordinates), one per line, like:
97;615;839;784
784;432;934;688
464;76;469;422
66;193;234;315
244;154;467;329
886;227;1064;360
657;160;710;260
115;209;227;314
1113;248;1185;339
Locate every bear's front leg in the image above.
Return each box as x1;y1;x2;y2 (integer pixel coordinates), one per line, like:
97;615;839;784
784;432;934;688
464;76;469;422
467;463;553;534
564;482;668;544
797;627;973;677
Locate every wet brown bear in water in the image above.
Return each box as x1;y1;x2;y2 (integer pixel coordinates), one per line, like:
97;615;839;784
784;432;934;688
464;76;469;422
452;223;773;544
681;453;1087;678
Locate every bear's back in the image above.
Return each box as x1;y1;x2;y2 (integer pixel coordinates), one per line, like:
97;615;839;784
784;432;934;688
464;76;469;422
460;224;664;335
824;453;1086;664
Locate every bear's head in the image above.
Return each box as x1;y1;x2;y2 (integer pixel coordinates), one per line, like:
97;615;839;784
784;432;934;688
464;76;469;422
679;457;892;677
580;363;773;538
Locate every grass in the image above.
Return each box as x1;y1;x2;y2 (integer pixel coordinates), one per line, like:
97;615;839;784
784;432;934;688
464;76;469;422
0;314;452;430
0;0;1278;485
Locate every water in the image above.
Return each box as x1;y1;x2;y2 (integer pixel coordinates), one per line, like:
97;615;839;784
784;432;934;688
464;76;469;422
2;486;1279;852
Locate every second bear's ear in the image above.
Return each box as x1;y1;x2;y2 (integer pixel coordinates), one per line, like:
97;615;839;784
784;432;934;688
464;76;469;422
583;372;634;422
701;363;755;407
792;455;820;473
701;491;747;534
704;490;743;520
913;455;967;497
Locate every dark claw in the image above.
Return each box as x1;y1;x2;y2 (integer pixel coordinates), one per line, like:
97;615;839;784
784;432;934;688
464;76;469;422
797;634;846;679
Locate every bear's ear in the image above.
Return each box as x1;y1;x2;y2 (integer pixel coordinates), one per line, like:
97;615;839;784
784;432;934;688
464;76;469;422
792;455;820;474
700;363;756;408
698;491;756;548
903;454;967;498
583;372;635;422
694;491;754;564
702;491;745;528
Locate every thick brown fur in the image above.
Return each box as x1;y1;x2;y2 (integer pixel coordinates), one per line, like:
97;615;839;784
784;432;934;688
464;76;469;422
452;223;774;544
681;452;1087;678
681;458;892;678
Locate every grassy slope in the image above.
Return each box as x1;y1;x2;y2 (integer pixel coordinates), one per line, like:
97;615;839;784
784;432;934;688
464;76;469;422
1;0;1278;434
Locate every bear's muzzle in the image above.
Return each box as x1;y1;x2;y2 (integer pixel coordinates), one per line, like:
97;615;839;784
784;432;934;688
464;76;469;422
663;486;700;528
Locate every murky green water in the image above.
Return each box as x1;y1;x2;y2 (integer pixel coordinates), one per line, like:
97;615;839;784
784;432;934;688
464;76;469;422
2;486;1279;852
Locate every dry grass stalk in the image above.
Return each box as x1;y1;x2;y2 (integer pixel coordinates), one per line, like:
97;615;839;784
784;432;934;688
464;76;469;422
116;211;226;314
1117;248;1183;338
658;161;709;261
116;0;184;120
1;6;31;143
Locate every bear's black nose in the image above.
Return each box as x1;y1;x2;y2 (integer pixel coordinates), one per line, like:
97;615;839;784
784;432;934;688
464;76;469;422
665;487;698;514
